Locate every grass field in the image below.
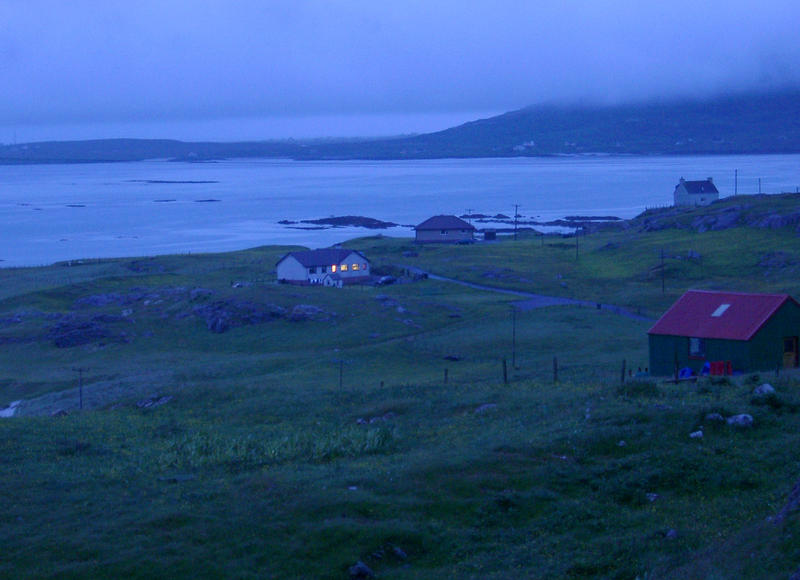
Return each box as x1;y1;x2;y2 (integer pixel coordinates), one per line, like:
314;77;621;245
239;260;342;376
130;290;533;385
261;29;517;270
2;207;800;578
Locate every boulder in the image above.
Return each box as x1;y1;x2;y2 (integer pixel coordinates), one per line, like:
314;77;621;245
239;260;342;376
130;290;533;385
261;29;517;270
348;560;375;579
727;414;754;428
193;300;287;332
753;383;776;396
289;304;330;322
705;412;726;423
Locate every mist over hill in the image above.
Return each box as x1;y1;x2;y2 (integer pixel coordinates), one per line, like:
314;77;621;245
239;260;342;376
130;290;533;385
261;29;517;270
2;91;799;163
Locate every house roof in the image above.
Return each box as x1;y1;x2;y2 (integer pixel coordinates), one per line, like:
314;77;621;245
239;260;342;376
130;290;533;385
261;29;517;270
277;248;366;268
676;178;719;195
415;215;475;231
648;290;797;340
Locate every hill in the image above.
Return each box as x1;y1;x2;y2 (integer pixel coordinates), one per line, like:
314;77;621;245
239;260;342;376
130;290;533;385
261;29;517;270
2;202;800;576
2;91;800;163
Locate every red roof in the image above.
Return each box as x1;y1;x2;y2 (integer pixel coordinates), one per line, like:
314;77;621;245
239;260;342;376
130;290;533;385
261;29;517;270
648;290;797;340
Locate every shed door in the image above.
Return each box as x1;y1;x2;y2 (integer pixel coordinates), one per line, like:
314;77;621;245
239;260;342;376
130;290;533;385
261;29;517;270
783;336;798;368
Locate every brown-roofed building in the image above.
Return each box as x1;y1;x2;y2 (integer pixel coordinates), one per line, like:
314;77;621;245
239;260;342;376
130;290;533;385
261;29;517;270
276;248;370;287
648;290;800;375
415;215;475;244
673;177;719;207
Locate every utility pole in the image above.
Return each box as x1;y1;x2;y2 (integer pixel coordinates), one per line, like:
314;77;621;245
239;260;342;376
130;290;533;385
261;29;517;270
575;227;580;260
513;204;520;241
511;307;517;369
72;367;88;410
661;248;665;294
734;169;738;196
465;208;474;225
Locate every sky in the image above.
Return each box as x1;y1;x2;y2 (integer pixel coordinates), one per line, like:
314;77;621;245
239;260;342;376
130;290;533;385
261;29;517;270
2;0;799;143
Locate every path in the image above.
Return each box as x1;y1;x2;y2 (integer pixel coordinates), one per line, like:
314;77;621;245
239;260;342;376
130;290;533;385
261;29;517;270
406;267;653;321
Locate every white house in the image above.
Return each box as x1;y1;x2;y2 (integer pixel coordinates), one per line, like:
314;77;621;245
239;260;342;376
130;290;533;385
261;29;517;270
674;177;719;207
276;248;370;287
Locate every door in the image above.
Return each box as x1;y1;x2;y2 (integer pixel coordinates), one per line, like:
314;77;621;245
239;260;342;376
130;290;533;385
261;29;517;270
783;336;798;368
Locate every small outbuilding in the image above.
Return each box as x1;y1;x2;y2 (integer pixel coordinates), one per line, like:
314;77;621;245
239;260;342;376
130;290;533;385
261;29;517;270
276;248;370;286
673;177;719;207
648;290;800;375
415;215;475;244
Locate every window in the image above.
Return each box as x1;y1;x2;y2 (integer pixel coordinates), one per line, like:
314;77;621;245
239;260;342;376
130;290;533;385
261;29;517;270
341;264;348;271
711;304;730;317
352;263;359;271
331;264;337;273
689;337;706;358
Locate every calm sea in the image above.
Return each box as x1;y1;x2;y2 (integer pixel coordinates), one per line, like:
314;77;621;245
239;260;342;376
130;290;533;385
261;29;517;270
1;154;798;267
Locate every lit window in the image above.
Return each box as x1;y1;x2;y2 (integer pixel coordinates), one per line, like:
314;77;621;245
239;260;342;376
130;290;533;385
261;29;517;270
689;337;706;358
352;263;359;271
341;264;348;271
331;264;337;273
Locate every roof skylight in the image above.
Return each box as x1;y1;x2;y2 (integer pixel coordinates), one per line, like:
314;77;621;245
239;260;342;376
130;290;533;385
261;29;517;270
711;304;731;317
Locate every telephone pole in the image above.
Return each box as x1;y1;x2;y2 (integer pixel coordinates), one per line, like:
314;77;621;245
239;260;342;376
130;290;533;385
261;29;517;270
72;367;89;409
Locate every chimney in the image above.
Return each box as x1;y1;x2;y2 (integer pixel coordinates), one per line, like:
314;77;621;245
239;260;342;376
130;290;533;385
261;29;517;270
707;177;713;183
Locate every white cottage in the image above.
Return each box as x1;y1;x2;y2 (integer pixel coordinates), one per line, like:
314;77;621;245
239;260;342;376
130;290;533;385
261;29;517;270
673;177;719;207
276;248;370;287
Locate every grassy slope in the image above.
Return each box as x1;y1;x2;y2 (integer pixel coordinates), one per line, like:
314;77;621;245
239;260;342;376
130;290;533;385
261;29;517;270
1;205;800;578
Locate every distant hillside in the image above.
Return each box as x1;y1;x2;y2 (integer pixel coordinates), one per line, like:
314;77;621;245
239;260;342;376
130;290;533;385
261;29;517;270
2;91;800;163
299;91;800;159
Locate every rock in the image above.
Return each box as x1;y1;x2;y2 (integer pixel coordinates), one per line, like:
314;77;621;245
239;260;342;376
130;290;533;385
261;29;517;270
689;429;703;439
193;300;287;332
136;396;173;409
289;304;330;322
705;412;726;423
646;493;659;502
753;383;776;396
48;319;122;347
474;403;497;414
664;528;679;539
190;287;213;300
727;414;754;428
348;560;375;579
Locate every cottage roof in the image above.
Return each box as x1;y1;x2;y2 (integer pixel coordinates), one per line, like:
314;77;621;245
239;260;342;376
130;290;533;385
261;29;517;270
648;290;797;340
277;248;366;268
415;215;475;231
676;178;719;195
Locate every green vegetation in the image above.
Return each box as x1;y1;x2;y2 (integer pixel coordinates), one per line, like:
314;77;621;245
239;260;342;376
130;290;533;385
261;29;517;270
1;206;800;578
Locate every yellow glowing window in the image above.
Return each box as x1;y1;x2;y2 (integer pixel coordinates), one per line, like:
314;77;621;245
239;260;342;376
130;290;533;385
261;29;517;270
352;263;359;271
331;264;337;273
341;264;348;271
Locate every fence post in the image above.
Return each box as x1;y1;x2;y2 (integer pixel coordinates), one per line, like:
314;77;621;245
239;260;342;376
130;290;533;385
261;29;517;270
503;358;508;384
553;356;559;384
620;359;626;384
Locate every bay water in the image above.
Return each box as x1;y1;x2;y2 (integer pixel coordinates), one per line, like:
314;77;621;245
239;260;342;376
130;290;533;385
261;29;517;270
1;154;798;267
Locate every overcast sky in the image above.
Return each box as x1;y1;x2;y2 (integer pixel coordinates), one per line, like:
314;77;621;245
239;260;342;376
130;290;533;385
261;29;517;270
2;1;799;142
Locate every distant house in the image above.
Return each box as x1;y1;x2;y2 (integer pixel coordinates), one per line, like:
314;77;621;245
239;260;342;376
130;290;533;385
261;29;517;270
276;248;370;287
673;177;719;207
415;215;476;244
648;290;800;375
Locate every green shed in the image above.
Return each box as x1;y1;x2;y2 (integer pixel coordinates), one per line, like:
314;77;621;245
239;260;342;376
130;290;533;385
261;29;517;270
648;290;800;376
